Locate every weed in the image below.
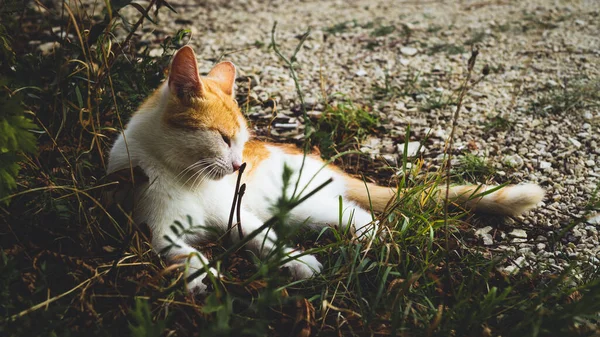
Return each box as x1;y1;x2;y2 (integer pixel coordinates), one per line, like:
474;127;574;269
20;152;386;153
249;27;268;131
372;69;425;100
309;102;381;158
493;22;512;33
128;298;167;337
452;153;496;182
427;24;443;33
530;77;600;115
325;20;354;34
371;24;395;37
419;91;457;111
428;43;466;55
521;12;561;31
483;115;514;132
364;40;380;50
465;31;486;46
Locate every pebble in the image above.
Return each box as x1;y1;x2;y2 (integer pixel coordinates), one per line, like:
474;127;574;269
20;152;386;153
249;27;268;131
503;154;524;169
568;138;582;148
509;229;527;239
38;41;60;55
355;69;367;77
400;47;418;56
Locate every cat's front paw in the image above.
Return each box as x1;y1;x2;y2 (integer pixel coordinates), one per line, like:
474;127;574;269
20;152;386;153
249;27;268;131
282;253;323;280
185;267;219;294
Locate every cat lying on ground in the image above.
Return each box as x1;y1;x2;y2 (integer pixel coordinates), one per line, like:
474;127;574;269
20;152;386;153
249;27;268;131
107;46;544;294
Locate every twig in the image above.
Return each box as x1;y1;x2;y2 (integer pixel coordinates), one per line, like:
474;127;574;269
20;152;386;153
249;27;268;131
227;162;246;241
270;22;313;199
441;47;479;329
236;184;246;240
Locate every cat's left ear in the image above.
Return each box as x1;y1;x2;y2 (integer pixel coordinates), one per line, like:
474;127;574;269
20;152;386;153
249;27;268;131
207;61;236;96
168;46;203;103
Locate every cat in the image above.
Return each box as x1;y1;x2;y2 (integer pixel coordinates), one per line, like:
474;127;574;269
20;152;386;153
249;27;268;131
106;45;545;294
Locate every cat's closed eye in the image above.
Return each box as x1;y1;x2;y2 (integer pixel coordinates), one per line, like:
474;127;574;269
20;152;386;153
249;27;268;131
220;133;231;147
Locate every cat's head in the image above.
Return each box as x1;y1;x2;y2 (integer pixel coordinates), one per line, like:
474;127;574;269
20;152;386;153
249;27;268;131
160;46;249;184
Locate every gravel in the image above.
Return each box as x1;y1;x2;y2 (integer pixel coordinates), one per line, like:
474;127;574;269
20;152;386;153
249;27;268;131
107;0;599;272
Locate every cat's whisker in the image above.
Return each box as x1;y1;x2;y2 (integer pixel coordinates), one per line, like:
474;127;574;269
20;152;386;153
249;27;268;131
181;164;211;187
175;159;213;183
189;163;218;189
195;165;221;189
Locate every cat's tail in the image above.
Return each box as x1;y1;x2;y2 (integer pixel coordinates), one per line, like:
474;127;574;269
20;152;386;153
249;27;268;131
344;178;544;216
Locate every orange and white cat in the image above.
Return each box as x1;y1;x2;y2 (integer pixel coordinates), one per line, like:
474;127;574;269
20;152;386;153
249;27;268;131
107;46;544;294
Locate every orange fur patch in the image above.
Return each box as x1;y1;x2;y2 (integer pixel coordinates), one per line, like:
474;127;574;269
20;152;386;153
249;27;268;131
242;140;270;175
162;78;244;138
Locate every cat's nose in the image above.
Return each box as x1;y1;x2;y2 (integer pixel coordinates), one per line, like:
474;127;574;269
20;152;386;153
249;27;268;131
232;161;242;171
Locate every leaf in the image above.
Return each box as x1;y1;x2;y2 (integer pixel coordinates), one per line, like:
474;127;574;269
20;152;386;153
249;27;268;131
158;0;177;13
129;2;157;24
128;298;166;337
75;85;83;108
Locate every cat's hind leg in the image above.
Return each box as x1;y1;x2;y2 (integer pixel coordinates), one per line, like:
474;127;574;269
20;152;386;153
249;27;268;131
235;209;323;279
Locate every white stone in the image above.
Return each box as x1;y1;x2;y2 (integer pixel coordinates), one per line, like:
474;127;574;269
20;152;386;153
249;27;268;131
148;48;164;57
482;233;494;246
539;161;552;169
509;229;527;238
568;137;582;148
503;154;524;169
475;226;493;236
587;214;600;225
38;41;60;55
355;69;367;77
400;47;418;56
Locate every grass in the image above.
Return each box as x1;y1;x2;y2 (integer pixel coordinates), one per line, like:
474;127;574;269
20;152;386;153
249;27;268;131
419;91;457;112
452;153;496;182
428;43;465;55
1;2;600;337
483;115;515;132
372;69;428;100
309;102;381;158
530;77;600;115
370;25;395;37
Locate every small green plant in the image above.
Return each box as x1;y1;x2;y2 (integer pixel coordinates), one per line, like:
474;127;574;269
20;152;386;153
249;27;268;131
521;12;560;31
372;69;426;100
419;91;457;111
453;153;496;182
483;115;515;132
309;102;380;158
427;24;443;33
530;77;600;115
371;24;395;37
325;20;354;34
465;31;486;46
428;43;465;55
493;22;512;33
129;298;167;337
0;23;37;203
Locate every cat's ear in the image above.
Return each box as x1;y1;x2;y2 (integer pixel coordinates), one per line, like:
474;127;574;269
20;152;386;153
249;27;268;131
207;61;236;96
168;46;203;103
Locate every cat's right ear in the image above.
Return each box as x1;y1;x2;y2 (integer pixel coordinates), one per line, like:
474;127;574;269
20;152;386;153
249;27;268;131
168;46;203;104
